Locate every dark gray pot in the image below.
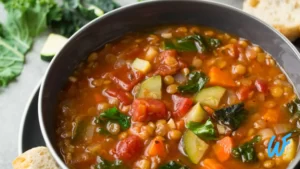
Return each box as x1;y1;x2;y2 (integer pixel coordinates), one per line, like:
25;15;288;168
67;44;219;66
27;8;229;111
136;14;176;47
39;0;300;168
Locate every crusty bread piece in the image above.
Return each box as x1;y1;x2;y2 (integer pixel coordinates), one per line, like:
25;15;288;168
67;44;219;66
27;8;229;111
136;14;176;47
12;147;60;169
243;0;300;41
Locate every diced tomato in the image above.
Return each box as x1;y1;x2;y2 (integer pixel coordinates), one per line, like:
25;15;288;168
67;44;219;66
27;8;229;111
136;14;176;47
255;79;268;94
131;99;168;122
172;95;193;118
105;88;132;105
236;86;253;101
159;50;177;59
154;50;183;76
109;67;144;91
116;135;143;160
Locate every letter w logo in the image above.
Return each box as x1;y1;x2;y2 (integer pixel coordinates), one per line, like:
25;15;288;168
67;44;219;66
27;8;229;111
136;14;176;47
267;133;291;158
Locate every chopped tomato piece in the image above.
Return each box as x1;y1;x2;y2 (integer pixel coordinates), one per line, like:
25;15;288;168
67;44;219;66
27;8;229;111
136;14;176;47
172;95;193;118
159;50;177;59
116;135;143;160
213;136;233;162
105;88;132;105
109;66;144;91
154;50;185;76
236;86;253;101
255;79;268;94
131;99;168;122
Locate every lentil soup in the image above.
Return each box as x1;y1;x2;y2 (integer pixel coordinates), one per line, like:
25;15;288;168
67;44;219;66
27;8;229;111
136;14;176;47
56;25;299;169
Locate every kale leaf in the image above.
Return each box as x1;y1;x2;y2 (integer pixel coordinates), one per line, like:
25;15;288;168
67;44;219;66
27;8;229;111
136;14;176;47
213;103;247;131
178;71;209;94
99;107;130;130
186;119;217;141
95;157;124;169
47;0;120;37
0;0;55;87
164;34;221;53
159;161;189;169
286;98;300;115
232;136;261;163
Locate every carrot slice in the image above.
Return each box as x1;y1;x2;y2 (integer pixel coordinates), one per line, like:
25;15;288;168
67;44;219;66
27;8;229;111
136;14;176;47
209;67;236;87
147;136;167;157
213;136;233;162
202;159;225;169
262;109;279;123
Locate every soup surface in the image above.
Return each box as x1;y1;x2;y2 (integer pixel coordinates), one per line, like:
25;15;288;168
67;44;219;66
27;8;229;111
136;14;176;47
56;25;300;169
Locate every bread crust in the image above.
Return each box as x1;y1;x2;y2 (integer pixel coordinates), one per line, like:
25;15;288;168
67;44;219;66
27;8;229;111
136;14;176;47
243;0;300;41
12;147;60;169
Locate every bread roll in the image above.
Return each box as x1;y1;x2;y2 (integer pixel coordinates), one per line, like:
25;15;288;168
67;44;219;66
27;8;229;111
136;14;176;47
12;147;60;169
243;0;300;41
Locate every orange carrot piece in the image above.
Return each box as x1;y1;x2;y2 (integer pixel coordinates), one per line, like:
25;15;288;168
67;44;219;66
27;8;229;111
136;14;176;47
202;159;225;169
203;106;214;116
209;67;236;87
213;136;233;162
262;109;279;123
147;136;166;157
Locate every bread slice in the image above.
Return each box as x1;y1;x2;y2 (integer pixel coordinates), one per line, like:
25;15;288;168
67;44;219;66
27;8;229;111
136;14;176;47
12;147;60;169
243;0;300;41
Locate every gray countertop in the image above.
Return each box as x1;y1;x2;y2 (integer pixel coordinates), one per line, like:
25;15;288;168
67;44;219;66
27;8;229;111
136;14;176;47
0;0;275;168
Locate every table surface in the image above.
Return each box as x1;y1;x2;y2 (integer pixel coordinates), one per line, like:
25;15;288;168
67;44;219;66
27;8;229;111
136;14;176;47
0;0;289;168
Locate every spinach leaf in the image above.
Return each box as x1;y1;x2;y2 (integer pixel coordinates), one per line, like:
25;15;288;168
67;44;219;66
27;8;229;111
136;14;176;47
286;98;300;115
232;136;261;163
0;0;55;87
164;34;221;53
213;103;247;131
48;0;119;37
95;157;123;169
186;119;217;141
99;107;130;130
159;161;189;169
178;71;209;94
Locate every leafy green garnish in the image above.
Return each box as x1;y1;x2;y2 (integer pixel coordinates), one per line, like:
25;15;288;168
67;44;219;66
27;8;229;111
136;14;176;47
213;103;247;131
47;0;120;37
164;34;221;53
95;157;124;169
178;71;209;94
159;161;189;169
286;98;300;115
186;119;217;141
0;0;56;86
232;136;261;163
99;107;130;130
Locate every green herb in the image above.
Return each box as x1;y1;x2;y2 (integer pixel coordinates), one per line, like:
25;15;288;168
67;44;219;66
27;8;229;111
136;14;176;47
95;157;124;169
164;34;221;53
159;161;189;169
47;0;120;37
99;107;131;130
0;0;56;87
186;119;217;141
213;103;247;131
178;71;209;94
232;136;261;163
286;98;300;115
